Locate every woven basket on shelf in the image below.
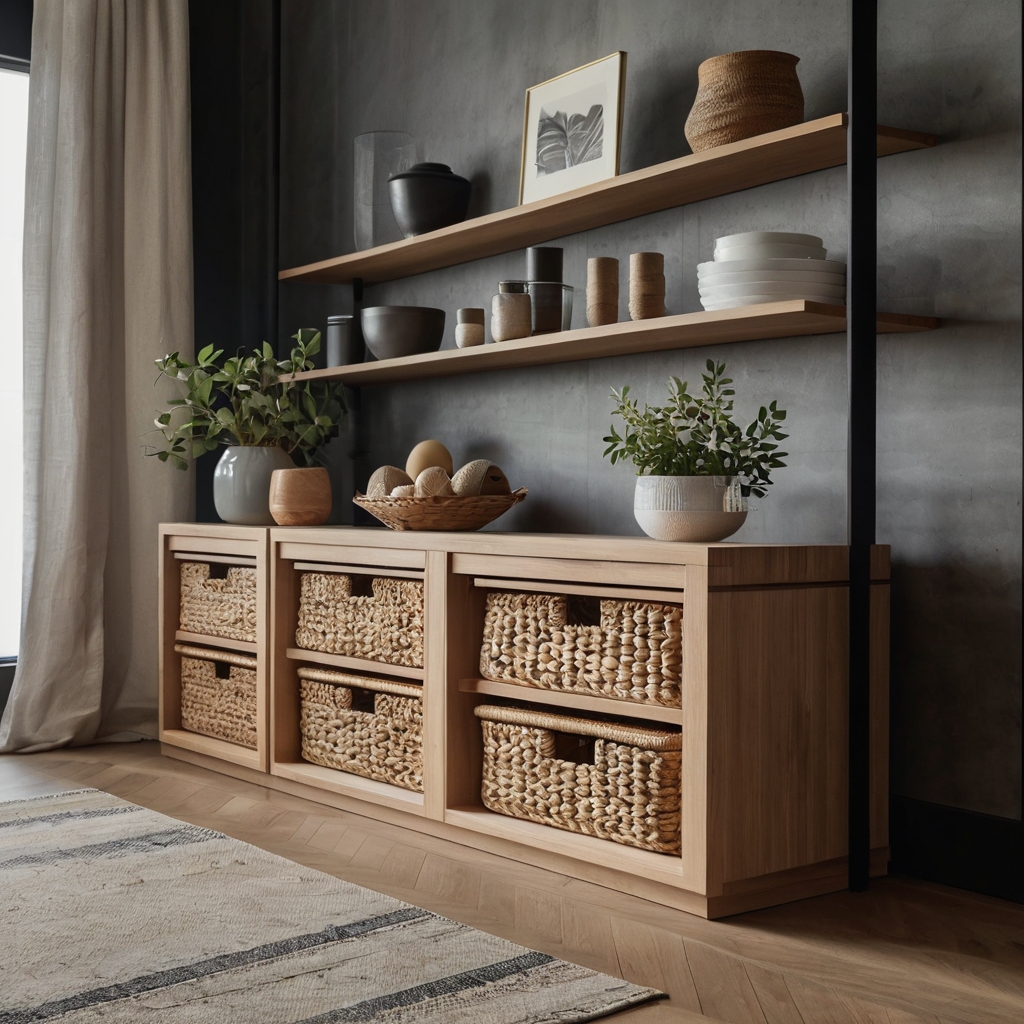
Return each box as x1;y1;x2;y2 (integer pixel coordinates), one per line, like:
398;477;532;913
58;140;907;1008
179;561;258;643
176;643;257;749
684;50;803;153
354;488;527;532
476;704;681;854
295;573;424;668
479;591;683;708
299;666;423;792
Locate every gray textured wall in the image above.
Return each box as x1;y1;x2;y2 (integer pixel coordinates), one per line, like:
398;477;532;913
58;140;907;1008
278;0;1022;820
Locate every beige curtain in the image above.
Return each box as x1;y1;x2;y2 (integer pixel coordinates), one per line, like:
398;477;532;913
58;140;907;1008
0;0;193;751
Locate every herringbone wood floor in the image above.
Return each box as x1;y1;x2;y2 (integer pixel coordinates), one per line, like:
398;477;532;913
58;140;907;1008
2;743;1022;1023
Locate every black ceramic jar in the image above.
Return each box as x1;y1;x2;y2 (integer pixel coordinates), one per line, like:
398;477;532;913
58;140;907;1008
387;162;471;237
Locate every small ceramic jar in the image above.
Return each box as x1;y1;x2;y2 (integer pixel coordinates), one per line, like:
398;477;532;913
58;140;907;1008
629;252;666;320
587;256;619;327
491;292;532;342
455;308;485;348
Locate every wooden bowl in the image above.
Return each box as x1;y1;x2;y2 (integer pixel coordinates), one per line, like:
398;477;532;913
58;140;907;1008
269;467;332;526
354;488;527;531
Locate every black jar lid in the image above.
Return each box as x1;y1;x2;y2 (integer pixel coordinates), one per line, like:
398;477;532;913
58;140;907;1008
388;162;465;182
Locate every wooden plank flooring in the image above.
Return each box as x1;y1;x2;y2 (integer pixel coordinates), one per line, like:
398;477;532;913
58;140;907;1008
2;743;1022;1023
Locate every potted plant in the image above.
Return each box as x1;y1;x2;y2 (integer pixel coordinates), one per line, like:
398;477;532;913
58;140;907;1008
147;329;345;525
603;360;788;542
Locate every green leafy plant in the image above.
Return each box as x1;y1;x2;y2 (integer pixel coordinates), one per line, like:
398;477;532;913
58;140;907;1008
603;360;788;497
146;329;345;470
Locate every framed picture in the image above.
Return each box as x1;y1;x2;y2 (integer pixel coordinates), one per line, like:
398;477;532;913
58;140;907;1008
519;51;627;205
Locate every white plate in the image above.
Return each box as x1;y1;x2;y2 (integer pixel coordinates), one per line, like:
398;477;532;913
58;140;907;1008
714;230;823;249
698;258;847;275
714;243;828;261
699;294;847;311
699;281;846;300
697;268;846;286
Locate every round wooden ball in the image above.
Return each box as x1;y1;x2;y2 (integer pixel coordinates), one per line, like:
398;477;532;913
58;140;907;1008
406;440;454;480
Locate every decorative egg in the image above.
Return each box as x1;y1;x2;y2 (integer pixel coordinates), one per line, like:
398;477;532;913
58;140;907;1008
406;440;453;480
414;466;455;497
451;459;492;496
390;484;416;498
479;464;511;495
367;464;413;498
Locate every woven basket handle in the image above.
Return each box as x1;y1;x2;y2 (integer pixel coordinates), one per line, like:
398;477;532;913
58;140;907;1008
474;704;680;750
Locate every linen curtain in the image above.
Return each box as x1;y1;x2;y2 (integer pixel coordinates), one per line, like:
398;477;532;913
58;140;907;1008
0;0;193;751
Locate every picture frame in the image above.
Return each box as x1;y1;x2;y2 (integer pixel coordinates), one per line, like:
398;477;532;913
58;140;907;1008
519;51;627;205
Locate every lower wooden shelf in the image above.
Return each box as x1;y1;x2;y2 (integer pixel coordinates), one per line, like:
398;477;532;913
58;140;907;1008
288;301;938;387
459;678;683;726
159;728;262;772
445;806;684;888
286;647;424;680
272;759;425;815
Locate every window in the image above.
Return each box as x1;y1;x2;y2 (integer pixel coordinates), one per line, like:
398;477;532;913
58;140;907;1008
0;67;28;658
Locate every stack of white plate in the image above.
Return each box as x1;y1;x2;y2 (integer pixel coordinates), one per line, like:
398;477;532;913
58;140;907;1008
698;232;846;311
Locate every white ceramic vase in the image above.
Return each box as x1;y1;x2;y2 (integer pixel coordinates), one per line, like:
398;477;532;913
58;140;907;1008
633;475;748;542
213;445;296;525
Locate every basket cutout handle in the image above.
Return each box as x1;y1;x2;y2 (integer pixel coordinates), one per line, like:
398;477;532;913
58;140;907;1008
553;731;596;764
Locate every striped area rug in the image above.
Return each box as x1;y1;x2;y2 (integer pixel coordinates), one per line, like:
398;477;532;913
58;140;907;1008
0;789;660;1022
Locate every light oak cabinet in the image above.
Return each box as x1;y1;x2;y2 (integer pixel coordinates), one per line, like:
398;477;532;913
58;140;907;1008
159;524;889;918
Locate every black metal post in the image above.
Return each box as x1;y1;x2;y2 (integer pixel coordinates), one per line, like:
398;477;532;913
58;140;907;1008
847;0;877;892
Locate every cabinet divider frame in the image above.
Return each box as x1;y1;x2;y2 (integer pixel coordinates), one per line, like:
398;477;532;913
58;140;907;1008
155;527;891;918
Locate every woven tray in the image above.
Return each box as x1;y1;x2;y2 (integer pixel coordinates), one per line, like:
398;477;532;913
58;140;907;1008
476;704;681;854
176;643;257;749
179;561;257;643
353;488;527;531
479;591;683;708
299;666;423;792
295;573;424;668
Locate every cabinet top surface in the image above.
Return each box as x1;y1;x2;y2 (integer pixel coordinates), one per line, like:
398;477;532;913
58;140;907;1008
160;524;890;583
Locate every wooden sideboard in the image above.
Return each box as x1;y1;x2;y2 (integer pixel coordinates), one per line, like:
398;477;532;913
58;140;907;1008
158;523;889;918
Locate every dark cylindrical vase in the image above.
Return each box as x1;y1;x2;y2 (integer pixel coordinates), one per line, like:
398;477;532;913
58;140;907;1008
526;246;563;283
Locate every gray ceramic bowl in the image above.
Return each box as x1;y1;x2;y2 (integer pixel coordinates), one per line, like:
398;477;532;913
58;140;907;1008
360;305;446;360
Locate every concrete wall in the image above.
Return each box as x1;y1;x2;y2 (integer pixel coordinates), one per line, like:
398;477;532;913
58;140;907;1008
277;0;1022;820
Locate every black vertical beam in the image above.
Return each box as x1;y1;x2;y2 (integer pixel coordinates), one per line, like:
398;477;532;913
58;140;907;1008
847;0;878;892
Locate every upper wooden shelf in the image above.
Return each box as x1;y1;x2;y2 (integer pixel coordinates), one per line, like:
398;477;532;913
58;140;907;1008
287;301;938;387
278;115;935;286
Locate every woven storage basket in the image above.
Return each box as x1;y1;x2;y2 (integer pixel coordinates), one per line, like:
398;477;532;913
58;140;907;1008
176;643;257;749
299;667;423;792
295;573;424;668
179;561;258;643
476;704;681;854
684;50;803;153
479;591;683;708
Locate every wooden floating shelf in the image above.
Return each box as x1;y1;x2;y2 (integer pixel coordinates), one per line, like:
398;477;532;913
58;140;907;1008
285;647;425;680
460;678;684;726
174;630;258;655
278;116;935;286
288;302;938;386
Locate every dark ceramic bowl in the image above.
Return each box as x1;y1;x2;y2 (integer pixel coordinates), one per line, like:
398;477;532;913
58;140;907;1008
388;162;471;237
360;306;446;360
